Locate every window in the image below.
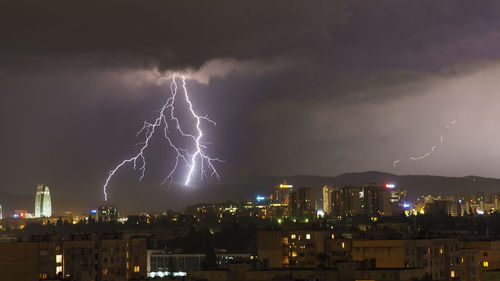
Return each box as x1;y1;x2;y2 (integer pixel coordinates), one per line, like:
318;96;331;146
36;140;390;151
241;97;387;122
342;242;345;249
483;261;489;267
134;265;140;272
56;266;62;274
291;252;297;258
306;234;311;240
451;271;455;278
291;234;296;239
331;234;335;239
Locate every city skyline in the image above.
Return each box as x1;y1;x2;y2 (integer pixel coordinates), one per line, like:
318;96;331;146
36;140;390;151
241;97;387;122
4;2;500;281
3;2;500;209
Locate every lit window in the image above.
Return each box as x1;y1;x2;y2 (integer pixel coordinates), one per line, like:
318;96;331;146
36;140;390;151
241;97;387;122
56;266;62;274
306;234;311;240
461;258;464;263
483;261;489;267
282;237;289;245
440;248;444;254
451;271;455;278
291;252;297;257
134;265;140;272
56;254;62;263
342;242;345;249
331;234;335;239
283;256;289;264
291;234;296;239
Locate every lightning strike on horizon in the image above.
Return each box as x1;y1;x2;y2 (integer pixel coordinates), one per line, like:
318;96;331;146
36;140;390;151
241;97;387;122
393;120;456;168
102;75;222;201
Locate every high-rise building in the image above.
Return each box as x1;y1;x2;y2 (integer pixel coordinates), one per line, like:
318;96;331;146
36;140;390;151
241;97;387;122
338;186;364;217
362;183;392;216
98;204;119;223
35;184;52;218
272;180;293;205
322;185;340;215
290;187;315;220
322;185;332;215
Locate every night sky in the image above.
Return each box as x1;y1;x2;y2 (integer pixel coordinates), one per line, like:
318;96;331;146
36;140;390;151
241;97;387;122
2;1;500;211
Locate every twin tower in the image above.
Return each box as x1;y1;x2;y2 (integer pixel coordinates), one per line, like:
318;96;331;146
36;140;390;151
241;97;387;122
35;183;52;218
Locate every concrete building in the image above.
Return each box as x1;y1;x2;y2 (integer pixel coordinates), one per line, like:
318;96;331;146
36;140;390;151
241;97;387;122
147;250;254;275
34;184;52;218
258;228;334;268
0;242;40;281
31;234;63;280
62;233;147;281
338;186;364;217
461;241;500;281
272;180;293;205
352;238;460;280
363;183;393;217
289;187;315;220
426;200;459;217
189;264;340;281
322;185;341;216
483;269;500;281
98;204;119;223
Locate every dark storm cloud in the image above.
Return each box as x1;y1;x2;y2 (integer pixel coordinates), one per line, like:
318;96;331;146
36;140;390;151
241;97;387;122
2;0;500;211
2;0;500;73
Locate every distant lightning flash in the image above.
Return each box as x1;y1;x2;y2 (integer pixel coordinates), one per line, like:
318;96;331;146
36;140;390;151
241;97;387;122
409;145;436;160
103;75;222;201
393;120;456;168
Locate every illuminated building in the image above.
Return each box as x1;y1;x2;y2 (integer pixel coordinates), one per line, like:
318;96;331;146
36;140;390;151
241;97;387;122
289;187;315;220
62;233;147;281
390;187;407;205
31;234;63;279
13;209;29;218
362;183;392;216
256;225;358;269
35;184;52;218
147;250;253;274
353;238;460;280
322;185;340;215
89;208;98;222
461;241;500;281
338;186;364;217
273;180;293;205
98;204;119;223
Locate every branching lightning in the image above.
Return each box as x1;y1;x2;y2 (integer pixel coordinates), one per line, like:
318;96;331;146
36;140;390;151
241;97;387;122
103;74;222;201
393;120;456;168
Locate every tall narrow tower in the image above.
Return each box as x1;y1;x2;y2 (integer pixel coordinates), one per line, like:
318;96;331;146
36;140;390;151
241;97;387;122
35;184;52;218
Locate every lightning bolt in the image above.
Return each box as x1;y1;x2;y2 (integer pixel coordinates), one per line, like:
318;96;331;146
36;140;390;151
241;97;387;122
409;145;436;160
103;74;222;201
393;120;456;168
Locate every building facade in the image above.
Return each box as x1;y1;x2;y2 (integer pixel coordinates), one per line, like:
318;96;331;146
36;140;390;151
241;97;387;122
35;184;52;218
290;187;316;220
